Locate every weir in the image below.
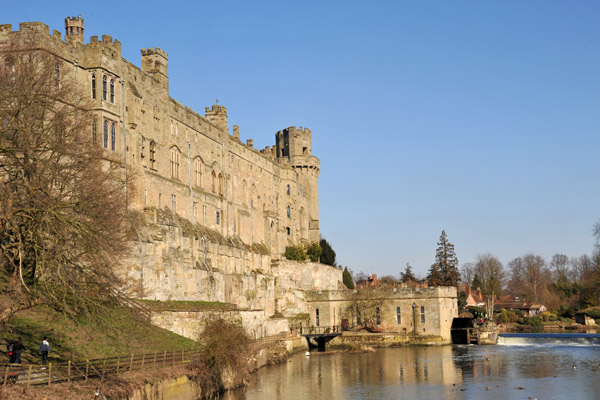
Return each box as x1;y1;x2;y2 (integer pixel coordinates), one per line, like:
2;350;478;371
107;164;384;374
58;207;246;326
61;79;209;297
498;333;600;346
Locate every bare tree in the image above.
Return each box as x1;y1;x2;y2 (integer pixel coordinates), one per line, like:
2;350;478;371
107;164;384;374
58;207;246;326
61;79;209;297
471;254;505;317
345;287;384;331
0;34;132;324
550;253;570;284
507;254;549;303
461;262;475;288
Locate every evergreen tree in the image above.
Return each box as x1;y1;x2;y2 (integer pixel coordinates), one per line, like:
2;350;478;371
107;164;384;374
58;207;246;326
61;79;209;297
401;263;417;282
320;237;337;266
428;230;460;286
427;263;444;286
343;267;355;289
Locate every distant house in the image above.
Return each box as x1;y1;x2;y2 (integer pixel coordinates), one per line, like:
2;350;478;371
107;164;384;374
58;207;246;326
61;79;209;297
465;287;486;308
493;298;546;316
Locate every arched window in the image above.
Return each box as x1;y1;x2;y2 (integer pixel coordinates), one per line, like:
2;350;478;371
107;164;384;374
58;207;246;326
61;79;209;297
211;171;216;193
149;141;156;169
110;79;115;104
420;306;425;324
287;205;291;218
396;307;401;324
92;119;97;143
194;158;202;187
91;73;96;99
170;147;181;179
103;120;108;148
110;122;116;151
286;227;291;236
218;173;223;195
102;75;107;101
4;55;14;72
286;184;290;195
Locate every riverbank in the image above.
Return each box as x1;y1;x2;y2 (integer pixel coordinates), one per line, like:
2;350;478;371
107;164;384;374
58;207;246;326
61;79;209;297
0;335;307;400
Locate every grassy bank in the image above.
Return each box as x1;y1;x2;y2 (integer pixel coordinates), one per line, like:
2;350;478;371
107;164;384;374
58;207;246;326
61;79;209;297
1;303;198;365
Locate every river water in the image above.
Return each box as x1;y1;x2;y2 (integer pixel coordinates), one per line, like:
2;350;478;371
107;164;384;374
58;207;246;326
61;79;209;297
223;340;600;399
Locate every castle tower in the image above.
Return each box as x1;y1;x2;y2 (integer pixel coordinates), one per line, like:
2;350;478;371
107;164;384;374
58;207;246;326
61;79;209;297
205;105;228;133
276;127;321;242
141;48;169;92
65;15;84;43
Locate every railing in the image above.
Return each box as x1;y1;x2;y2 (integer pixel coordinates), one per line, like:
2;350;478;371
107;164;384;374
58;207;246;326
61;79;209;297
1;349;200;387
298;325;342;335
1;332;305;387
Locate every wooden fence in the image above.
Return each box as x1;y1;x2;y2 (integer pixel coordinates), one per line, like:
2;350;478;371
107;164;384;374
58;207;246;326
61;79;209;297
1;349;201;387
1;332;298;387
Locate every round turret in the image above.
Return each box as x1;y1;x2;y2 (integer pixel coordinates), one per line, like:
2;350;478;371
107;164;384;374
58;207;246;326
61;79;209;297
65;15;84;43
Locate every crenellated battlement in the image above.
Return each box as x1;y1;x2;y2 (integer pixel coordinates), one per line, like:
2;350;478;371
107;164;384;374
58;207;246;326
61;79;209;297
141;47;168;59
277;126;311;136
204;104;228;133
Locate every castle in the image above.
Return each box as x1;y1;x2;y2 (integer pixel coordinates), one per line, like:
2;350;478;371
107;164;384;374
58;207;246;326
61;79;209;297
0;16;457;341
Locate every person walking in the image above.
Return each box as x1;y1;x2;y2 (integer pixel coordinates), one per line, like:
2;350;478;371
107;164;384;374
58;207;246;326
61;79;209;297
38;337;51;365
12;337;25;364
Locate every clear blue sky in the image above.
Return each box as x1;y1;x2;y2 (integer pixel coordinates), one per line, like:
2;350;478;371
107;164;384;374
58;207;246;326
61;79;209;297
4;1;599;278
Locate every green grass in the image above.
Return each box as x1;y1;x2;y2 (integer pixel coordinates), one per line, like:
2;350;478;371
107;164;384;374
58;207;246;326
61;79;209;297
1;302;198;365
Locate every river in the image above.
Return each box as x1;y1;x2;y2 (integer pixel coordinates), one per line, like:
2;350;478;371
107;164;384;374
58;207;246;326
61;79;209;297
223;339;600;399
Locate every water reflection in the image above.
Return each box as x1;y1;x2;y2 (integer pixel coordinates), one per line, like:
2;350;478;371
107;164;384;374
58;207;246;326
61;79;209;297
223;345;600;400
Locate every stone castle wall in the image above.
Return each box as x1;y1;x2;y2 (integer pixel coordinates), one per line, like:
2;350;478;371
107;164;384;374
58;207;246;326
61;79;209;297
0;18;320;261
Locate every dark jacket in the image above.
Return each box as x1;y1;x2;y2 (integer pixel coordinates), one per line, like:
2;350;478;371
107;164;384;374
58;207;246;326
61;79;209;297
12;341;25;352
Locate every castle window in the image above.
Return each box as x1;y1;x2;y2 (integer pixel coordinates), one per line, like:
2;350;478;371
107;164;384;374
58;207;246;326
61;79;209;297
91;73;96;99
286;227;291;236
193;202;198;218
171;194;177;213
110;122;116;151
376;307;381;325
315;309;320;327
286;184;290;195
54;65;60;88
397;307;401;324
218;173;223;195
420;306;425;324
92;118;97;143
170;147;181;179
216;211;221;225
103;120;108;149
102;75;107;101
4;55;15;72
211;171;216;193
140;137;145;162
194;158;202;187
149;141;156;169
287;205;291;218
110;79;115;104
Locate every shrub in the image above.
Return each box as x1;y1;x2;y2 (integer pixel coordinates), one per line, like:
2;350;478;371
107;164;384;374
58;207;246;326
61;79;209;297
305;242;323;262
285;245;307;261
189;317;250;398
